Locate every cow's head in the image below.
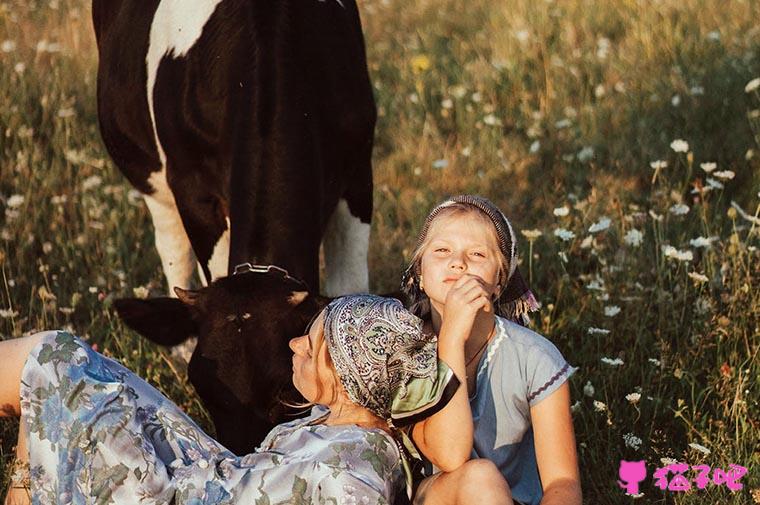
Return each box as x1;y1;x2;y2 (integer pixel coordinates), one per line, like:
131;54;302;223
114;269;330;454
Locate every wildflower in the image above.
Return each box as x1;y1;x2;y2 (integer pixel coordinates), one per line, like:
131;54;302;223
553;206;570;217
553;228;575;241
670;139;689;153
594;84;606;98
587;327;610;335
408;93;419;104
471;92;482;103
577;146;594;162
623;433;642;450
81;175;103;191
529;140;540;153
648;358;661;366
604;305;621;317
662;245;693;262
14;62;25;74
689;236;717;248
660;457;678;466
57;107;76;118
410;54;431;73
1;40;16;52
688;272;709;284
514;29;530;43
586;278;605;291
521;229;542;240
649;160;668;170
707;30;721;41
669;204;689;215
688;443;711;455
626;392;641;404
483;114;502;126
554;118;572;129
88;286;98;294
671;94;681;107
588;217;611;233
593;400;607;412
706;177;724;190
570;401;581;413
745;77;760;93
6;194;24;208
624;229;644;247
0;308;19;318
601;357;624;366
583;381;595;397
713;170;735;180
690;86;705;96
441;98;453;110
431;159;448;169
700;162;717;173
132;286;150;299
580;235;594;249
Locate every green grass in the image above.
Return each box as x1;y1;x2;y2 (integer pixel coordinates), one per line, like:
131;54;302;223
1;0;759;502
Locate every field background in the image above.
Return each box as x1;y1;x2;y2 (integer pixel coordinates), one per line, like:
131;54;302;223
1;0;759;502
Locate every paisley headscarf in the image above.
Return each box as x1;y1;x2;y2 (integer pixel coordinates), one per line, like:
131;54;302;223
323;294;458;426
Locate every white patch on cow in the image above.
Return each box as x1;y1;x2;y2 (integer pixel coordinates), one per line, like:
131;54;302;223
146;0;225;165
207;217;230;281
143;170;197;293
322;199;369;296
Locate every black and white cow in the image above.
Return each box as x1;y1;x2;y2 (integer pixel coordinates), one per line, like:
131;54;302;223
92;0;376;295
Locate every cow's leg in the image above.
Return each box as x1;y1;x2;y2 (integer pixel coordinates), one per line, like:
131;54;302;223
322;198;370;296
143;170;197;293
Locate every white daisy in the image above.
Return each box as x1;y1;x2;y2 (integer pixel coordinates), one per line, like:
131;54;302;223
670;139;689;153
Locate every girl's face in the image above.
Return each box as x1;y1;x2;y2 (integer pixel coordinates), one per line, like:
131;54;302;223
289;311;336;403
419;212;502;314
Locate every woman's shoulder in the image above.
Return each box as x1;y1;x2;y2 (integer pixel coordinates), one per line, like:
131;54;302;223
494;316;566;357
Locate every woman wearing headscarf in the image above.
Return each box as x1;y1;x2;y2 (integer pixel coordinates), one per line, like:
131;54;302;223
1;295;462;505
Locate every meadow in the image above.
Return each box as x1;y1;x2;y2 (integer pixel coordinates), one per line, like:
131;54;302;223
1;0;759;502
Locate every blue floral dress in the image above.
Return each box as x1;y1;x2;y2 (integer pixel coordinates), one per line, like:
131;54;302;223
20;331;403;504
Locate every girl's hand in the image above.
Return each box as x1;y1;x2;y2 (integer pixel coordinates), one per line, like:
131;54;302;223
440;274;493;342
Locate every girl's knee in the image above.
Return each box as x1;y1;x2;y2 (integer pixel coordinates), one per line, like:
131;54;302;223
458;460;512;502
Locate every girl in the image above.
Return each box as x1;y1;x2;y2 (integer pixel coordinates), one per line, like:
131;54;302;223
401;195;582;505
1;294;464;505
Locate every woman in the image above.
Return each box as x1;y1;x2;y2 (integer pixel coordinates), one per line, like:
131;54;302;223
2;295;464;504
401;195;582;505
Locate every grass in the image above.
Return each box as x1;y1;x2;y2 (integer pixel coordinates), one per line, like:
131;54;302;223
1;0;759;502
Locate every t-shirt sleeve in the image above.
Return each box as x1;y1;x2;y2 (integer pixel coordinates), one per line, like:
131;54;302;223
524;338;577;407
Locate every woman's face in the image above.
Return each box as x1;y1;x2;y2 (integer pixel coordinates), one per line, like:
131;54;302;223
419;213;502;315
289;311;336;403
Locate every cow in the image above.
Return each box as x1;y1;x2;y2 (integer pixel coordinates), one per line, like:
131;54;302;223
92;0;376;296
114;265;330;455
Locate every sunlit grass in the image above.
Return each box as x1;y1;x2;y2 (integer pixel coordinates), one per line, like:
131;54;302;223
1;0;759;502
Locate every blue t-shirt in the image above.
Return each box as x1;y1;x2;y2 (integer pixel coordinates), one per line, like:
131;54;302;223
470;316;577;505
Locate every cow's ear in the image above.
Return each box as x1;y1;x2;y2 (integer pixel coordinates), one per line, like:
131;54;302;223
174;287;201;306
114;297;198;346
287;291;309;306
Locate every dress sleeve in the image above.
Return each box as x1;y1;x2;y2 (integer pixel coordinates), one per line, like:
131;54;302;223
313;471;391;505
524;338;577;407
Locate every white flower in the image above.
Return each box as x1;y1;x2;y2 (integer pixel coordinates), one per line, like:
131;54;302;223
432;159;448;169
580;235;595;249
662;245;693;262
441;98;453;109
593;400;607;412
588;217;611;233
553;228;575;241
570;401;581;413
745;77;760;93
583;381;595;397
577;146;595;162
713;170;735;180
529;140;541;153
521;229;542;240
623;229;644;247
601;357;624;366
623;433;643;450
514;29;530;43
132;286;150;299
585;279;605;291
14;62;25;74
671;94;681;107
707;30;721;41
688;272;709;284
0;308;19;318
700;162;717;173
706;177;724;190
1;40;16;52
648;358;661;366
57;107;76;118
670;139;689;153
660;457;678;466
688;443;711;455
471;92;482;103
555;118;572;129
81;175;102;191
604;305;621;317
669;204;690;216
649;160;668;170
461;145;472;157
6;194;24;208
483;114;502;126
587;327;610;335
689;236;717;248
626;392;641;404
553;206;570;217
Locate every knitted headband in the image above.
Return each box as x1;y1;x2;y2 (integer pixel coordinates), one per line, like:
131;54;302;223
401;195;539;323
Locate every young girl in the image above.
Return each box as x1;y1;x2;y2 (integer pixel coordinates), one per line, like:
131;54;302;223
401;195;582;505
1;295;463;505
